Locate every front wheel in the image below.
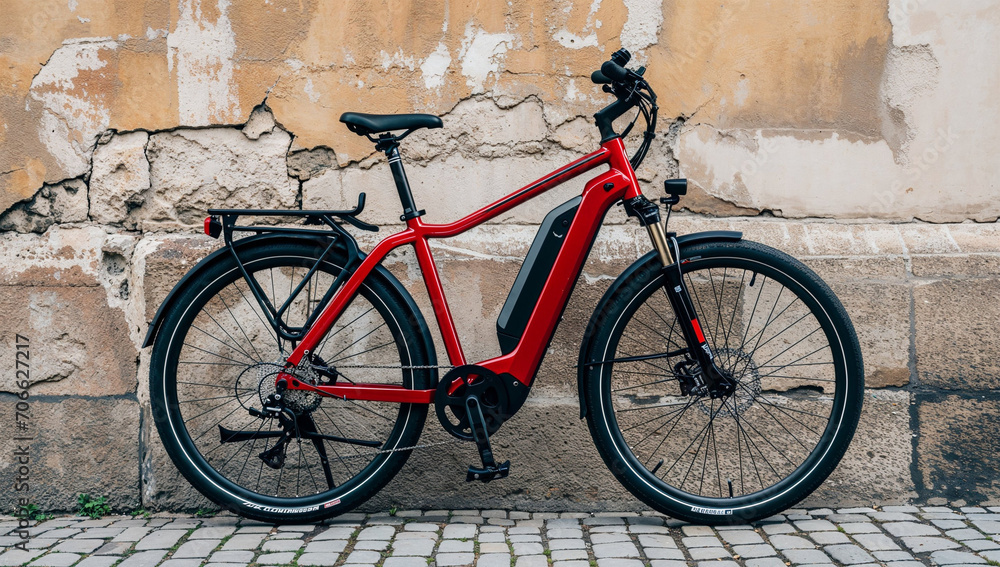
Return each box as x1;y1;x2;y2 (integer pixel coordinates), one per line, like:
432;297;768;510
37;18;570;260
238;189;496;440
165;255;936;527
581;240;864;524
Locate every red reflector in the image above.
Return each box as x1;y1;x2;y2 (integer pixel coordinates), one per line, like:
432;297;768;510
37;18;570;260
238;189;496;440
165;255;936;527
204;216;221;238
691;319;706;343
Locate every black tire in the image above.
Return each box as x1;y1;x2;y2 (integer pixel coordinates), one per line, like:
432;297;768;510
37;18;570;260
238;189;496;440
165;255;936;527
582;240;863;524
149;239;436;522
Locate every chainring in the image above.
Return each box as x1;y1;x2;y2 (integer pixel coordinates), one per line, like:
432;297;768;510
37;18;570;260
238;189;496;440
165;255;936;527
434;365;509;441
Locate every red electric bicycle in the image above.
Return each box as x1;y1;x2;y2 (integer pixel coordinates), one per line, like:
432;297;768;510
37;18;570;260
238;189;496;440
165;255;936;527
145;50;864;524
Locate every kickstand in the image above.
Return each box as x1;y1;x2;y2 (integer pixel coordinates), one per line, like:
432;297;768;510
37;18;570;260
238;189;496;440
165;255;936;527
464;396;510;483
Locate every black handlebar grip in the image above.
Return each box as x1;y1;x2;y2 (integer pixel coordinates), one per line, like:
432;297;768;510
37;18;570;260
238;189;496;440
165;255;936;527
601;60;629;82
591;69;611;84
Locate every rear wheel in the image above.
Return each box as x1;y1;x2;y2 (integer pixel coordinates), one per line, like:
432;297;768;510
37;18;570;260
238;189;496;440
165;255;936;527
582;240;864;523
149;239;435;522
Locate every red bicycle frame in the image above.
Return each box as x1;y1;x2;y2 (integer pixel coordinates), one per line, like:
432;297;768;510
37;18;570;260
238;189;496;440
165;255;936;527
278;137;644;404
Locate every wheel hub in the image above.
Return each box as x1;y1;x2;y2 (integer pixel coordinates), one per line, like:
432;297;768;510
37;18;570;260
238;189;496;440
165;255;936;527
697;347;761;417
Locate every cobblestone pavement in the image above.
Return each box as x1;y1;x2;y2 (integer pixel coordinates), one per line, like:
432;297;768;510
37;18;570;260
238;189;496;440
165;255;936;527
2;505;999;567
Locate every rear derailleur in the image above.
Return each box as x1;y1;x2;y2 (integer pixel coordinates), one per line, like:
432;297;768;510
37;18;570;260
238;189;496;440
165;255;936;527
219;386;328;473
251;391;296;469
218;378;380;490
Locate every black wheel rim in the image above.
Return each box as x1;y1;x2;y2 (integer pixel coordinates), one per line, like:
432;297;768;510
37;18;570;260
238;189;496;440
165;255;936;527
160;253;418;508
600;254;850;512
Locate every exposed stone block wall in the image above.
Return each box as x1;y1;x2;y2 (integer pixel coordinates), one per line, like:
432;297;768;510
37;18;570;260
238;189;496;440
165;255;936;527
1;0;998;512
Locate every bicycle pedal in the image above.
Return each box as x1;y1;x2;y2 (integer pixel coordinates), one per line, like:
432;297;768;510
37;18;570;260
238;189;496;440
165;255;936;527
466;460;510;483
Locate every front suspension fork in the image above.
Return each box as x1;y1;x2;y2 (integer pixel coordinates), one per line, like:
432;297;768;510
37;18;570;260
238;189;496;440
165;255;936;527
625;195;730;395
646;217;675;266
645;220;713;362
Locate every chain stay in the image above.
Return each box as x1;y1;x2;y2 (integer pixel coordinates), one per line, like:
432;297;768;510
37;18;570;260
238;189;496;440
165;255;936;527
252;360;463;461
318;362;464;460
325;364;455;370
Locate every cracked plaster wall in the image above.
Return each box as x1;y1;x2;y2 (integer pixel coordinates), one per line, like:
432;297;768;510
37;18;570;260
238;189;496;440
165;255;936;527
1;0;1000;511
3;0;998;222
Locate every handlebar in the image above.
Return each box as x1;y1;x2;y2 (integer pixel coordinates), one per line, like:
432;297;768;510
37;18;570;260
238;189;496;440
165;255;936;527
590;69;611;84
600;60;630;83
588;49;658;170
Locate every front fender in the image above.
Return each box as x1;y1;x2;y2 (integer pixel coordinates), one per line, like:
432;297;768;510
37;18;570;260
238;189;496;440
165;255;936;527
141;233;345;348
576;230;742;418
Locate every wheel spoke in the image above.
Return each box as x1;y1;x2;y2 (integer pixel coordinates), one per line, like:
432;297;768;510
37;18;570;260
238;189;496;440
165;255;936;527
631;306;685;351
598;246;861;512
217;292;266;363
612;377;676;393
190;321;257;364
326;322;388;362
318;306;375;354
157;247;428;510
235;418;268;485
644;397;700;471
330;340;395;364
622;401;691;433
630;397;699;443
182;342;251;366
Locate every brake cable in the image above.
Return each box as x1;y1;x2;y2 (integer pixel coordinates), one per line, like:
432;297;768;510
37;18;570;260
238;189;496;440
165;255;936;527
628;80;658;169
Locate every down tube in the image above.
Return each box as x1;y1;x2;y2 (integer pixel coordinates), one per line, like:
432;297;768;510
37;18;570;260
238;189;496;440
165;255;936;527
483;168;631;384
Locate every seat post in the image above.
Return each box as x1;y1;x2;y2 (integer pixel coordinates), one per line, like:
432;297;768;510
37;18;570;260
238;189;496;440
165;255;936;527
378;137;425;222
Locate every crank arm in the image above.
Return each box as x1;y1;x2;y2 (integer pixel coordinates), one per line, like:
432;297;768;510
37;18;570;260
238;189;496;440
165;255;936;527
465;396;496;468
464;396;510;483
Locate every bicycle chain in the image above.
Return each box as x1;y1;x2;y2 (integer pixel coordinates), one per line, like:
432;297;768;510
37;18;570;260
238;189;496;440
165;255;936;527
320;362;465;461
328;437;465;462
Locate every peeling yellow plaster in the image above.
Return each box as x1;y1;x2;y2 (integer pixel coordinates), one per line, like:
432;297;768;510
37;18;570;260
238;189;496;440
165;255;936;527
648;1;892;133
6;0;985;222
